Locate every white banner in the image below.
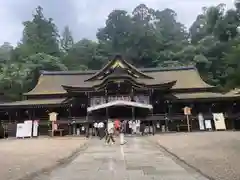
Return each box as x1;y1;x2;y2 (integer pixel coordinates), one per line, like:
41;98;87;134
213;113;226;130
205;120;212;129
87;100;153;112
24;120;33;137
198;113;205;130
33;120;39;137
16;123;25;138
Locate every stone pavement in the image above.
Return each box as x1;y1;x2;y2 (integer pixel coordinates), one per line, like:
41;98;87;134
34;137;208;180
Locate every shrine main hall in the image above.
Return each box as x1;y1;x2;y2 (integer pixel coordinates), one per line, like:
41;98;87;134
1;55;240;136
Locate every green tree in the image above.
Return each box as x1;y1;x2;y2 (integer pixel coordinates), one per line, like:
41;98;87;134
62;39;107;70
0;53;67;100
97;10;133;54
0;42;13;63
60;26;74;53
21;6;61;57
224;44;240;88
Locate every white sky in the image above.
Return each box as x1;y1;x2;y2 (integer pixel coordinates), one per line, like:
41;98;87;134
0;0;235;45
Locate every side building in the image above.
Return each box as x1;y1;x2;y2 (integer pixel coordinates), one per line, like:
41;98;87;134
0;55;240;136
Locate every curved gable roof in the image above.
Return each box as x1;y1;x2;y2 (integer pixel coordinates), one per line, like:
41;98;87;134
85;55;153;81
24;66;213;96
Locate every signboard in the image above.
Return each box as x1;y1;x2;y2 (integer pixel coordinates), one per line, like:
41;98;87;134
198;113;205;130
183;106;191;115
49;112;58;122
16;123;25;138
24;120;33;137
205;120;212;129
16;121;33;138
90;95;150;106
33;120;39;137
213;113;226;130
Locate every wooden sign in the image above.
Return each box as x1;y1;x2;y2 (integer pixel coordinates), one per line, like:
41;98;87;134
49;112;58;122
183;106;191;115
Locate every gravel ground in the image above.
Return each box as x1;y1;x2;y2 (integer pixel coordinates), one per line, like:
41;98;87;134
151;131;240;180
0;137;87;180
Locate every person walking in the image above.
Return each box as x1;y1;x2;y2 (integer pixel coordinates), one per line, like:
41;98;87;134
132;120;137;134
98;121;105;139
120;120;126;145
106;120;115;145
93;121;98;137
114;119;120;136
140;122;145;136
136;120;140;134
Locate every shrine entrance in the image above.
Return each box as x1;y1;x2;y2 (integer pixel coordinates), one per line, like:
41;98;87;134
87;100;154;135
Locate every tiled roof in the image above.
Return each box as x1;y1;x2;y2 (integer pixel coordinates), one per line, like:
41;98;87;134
25;66;213;95
0;98;66;107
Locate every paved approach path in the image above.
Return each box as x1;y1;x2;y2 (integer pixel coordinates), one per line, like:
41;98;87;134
34;137;208;180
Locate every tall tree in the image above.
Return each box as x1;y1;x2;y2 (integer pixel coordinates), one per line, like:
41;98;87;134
154;8;188;66
0;42;13;63
21;6;61;57
60;26;74;53
97;10;133;54
62;39;107;70
128;4;159;67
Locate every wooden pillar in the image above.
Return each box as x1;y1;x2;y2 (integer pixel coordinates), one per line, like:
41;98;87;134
150;89;154;135
190;104;194;131
86;112;89;138
8;110;11;123
86;92;90;137
184;106;192;132
68;105;72;135
186;114;190;132
232;103;236;130
105;88;109;120
132;107;135;120
151;108;155;135
166;101;171;132
28;109;34;138
32;108;35;120
131;88;134;121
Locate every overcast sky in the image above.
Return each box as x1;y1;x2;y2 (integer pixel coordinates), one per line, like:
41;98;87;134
0;0;234;45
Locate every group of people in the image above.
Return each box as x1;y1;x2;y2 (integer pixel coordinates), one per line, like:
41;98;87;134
93;119;127;145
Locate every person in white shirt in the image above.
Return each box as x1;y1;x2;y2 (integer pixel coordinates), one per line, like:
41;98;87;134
136;120;140;134
132;121;137;134
128;120;133;134
93;122;98;137
120;120;127;145
106;120;115;144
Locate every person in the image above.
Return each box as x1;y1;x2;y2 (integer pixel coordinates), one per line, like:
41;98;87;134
128;120;133;134
132;121;137;134
120;120;127;145
106;120;115;144
136;120;140;134
114;119;120;136
93;121;98;137
140;122;145;136
81;125;85;134
98;121;105;139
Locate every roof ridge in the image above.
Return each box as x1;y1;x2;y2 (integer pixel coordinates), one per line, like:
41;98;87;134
41;66;196;75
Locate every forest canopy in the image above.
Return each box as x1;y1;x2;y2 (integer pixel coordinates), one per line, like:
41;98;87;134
1;2;240;100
